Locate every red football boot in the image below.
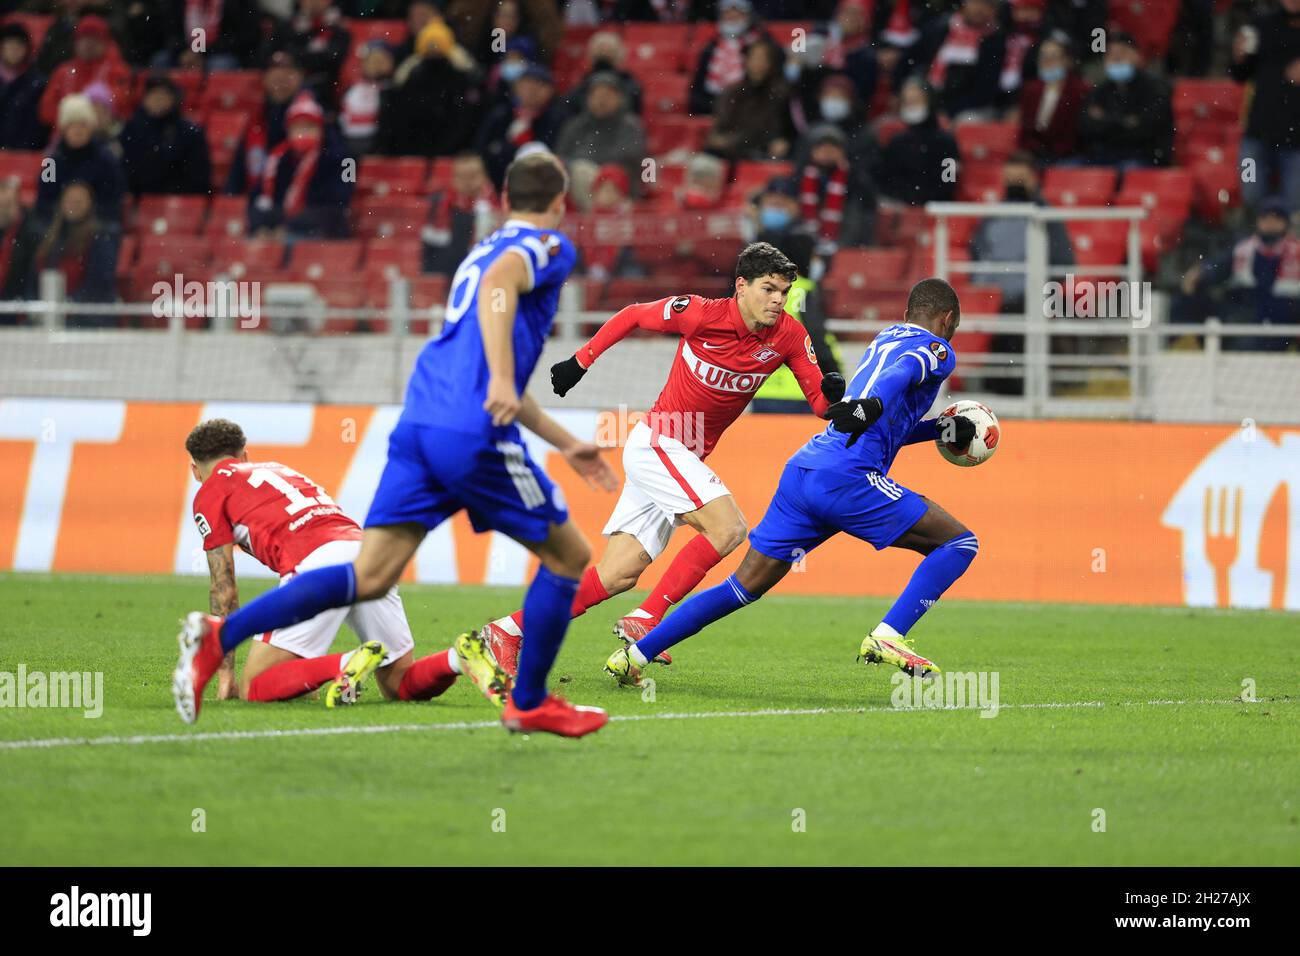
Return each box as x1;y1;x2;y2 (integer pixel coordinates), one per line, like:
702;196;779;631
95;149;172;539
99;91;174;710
613;614;672;665
481;620;522;678
173;611;226;724
501;693;609;738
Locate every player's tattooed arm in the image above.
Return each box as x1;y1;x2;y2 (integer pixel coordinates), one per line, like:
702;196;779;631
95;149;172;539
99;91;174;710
206;545;240;700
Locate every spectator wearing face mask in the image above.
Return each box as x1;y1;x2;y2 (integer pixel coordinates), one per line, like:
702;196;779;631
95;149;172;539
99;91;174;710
874;77;958;207
487;36;538;111
0;22;49;151
1229;0;1300;212
567;30;643;116
476;62;567;188
224;52;312;196
1079;31;1172;169
917;0;1008;121
688;0;772;116
1176;197;1299;352
247;94;354;239
1016;32;1088;164
809;73;876;170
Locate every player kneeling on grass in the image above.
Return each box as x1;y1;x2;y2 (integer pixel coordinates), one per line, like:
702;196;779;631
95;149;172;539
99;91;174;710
185;419;507;710
606;278;980;686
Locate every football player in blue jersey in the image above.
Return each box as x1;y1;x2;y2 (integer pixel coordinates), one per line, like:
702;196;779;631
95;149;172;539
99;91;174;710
605;278;980;685
173;152;620;737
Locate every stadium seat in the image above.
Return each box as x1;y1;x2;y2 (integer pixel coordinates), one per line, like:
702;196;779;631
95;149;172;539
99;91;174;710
136;234;213;276
955;122;1017;164
1173;79;1244;126
729;160;793;202
622;23;685;74
338;18;407;88
1191;161;1243;226
642;73;691;114
957;162;1004;203
1116;168;1194;210
134;195;208;236
2;13;53;51
288;240;364;280
211;237;288;277
1066;220;1130;267
942;215;980;251
1107;0;1182;60
644;115;712;155
873;118;905;147
826;248;909;288
204;195;249;238
0;150;43;204
1042;167;1118;208
425;157;455;193
364;238;423;280
201;71;263;114
356;156;428;199
353;196;427;239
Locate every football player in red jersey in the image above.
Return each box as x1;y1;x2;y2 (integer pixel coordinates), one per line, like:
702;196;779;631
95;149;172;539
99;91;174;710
480;242;844;673
185;419;508;710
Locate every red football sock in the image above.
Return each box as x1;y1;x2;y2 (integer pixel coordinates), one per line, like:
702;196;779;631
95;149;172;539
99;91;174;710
509;566;610;630
397;650;458;701
246;653;343;702
637;535;722;619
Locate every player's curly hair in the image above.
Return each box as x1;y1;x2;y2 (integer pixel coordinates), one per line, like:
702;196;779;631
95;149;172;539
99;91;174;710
906;277;961;321
735;242;798;286
185;418;246;463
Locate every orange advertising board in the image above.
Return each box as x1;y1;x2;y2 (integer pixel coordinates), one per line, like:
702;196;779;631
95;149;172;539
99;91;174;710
0;399;1295;610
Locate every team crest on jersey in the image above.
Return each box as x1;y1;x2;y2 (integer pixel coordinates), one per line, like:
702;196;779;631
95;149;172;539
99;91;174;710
929;341;949;362
542;233;562;256
194;513;211;537
669;295;691;315
804;334;818;365
752;346;780;363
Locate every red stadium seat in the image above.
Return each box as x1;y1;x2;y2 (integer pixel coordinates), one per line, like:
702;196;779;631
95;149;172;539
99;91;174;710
1116;168;1194;208
1172;79;1244;126
1066;220;1129;267
204;195;248;238
204;111;248;162
134;195;208;236
622;23;686;75
957;162;1004;203
201;71;263;114
136;235;213;276
1191;161;1243;226
115;234;138;282
729;160;793;202
955;122;1017;164
211;237;288;277
1107;0;1182;60
1042;167;1117;208
353;196;427;239
364;238;423;280
339;18;407;88
0;150;43;204
827;248;909;288
642;73;690;114
356;156;428;199
644;115;712;155
288;240;364;280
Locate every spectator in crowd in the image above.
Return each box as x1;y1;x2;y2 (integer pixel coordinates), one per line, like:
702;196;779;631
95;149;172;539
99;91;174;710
389;15;484;157
1230;0;1300;211
247;94;354;239
36;93;127;225
165;0;267;71
678;150;728;210
445;0;563;67
0;177;45;309
822;0;878;105
999;0;1046;107
37;13;131;130
918;0;1007;121
391;0;440;62
970;150;1073;313
807;72;876;169
791;123;875;258
1042;0;1105;63
0;22;48;151
875;77;958;207
567;30;643;115
688;0;771;116
1016;32;1088;164
748;176;814;276
555;70;647;190
486;36;540;110
661;151;740;281
270;0;351;110
476;62;567;187
32;180;121;321
82;80;122;143
705;38;792;160
421;152;497;275
339;40;399;156
875;0;945;88
1079;31;1173;168
225;51;310;195
581;164;645;281
35;0;107;75
1176;197;1299;352
118;73;212;197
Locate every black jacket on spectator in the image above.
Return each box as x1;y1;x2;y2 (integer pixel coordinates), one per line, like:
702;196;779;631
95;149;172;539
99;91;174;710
1079;70;1174;167
1043;0;1107;60
475;97;568;188
916;16;1007;117
119;104;213;196
1230;6;1300;150
0;207;44;306
269;13;350;111
0;61;47;150
224;96;294;196
35;140;127;225
246;132;354;239
389;57;484;157
35;219;121;319
874;116;958;207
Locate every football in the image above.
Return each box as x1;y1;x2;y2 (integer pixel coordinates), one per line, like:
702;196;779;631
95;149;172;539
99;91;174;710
936;400;1001;467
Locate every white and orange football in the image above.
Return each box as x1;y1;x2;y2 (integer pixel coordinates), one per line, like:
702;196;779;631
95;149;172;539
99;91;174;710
935;400;1000;467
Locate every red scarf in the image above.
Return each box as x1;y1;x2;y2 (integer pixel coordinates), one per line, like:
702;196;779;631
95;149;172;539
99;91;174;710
1000;28;1038;92
927;12;996;88
882;0;919;47
1232;234;1300;298
427;183;496;234
508;107;539;147
705;33;751;96
258;138;320;219
799;164;848;244
185;0;223;41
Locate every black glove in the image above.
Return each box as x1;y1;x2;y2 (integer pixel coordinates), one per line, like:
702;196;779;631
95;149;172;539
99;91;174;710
550;355;587;397
819;372;846;404
939;415;977;450
829;397;883;447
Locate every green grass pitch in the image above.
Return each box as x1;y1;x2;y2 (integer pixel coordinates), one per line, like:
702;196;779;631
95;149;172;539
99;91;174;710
1;572;1297;866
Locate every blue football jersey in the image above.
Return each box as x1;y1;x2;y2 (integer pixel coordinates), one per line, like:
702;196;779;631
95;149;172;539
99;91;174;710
401;218;577;437
791;323;956;475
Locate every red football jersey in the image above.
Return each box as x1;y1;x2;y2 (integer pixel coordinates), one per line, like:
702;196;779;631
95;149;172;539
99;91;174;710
579;294;829;459
192;458;362;576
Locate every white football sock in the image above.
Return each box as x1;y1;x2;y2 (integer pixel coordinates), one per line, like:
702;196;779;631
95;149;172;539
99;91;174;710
446;647;462;674
871;621;905;640
628;645;649;667
628;608;654;620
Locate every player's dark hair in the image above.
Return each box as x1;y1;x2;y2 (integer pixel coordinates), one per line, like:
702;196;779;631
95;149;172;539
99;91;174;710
906;277;960;323
504;152;568;212
734;241;798;287
186;418;246;463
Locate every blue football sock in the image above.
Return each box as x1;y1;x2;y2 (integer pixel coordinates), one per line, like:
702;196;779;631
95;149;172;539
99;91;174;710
635;574;756;663
882;532;979;636
511;565;580;711
220;563;356;653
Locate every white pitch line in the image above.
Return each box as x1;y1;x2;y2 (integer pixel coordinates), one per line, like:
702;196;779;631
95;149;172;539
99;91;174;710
0;697;1278;752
